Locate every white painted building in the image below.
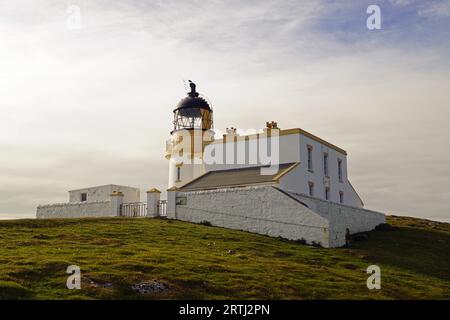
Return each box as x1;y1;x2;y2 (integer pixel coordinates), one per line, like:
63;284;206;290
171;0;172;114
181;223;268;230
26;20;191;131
36;81;384;247
69;185;140;204
165;83;362;209
37;185;140;219
164;82;385;247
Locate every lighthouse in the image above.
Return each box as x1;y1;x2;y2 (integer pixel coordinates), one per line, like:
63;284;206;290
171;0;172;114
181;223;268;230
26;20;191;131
165;81;215;188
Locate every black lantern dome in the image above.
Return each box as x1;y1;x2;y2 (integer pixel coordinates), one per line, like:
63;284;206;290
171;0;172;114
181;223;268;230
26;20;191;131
172;81;213;132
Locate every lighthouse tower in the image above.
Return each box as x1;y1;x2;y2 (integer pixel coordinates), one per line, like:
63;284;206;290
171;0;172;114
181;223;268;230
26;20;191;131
165;81;214;189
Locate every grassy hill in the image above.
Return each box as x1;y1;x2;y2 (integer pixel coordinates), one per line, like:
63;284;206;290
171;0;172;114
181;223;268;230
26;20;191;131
0;215;448;299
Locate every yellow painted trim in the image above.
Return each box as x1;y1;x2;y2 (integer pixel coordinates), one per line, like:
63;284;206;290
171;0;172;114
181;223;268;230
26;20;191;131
176;163;183;168
190;132;195;159
287;128;347;155
180;181;278;192
273;162;300;181
210;128;347;155
146;188;161;194
167;186;179;191
110;191;124;197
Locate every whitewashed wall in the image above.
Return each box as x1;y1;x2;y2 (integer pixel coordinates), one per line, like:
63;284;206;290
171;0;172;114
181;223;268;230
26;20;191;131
188;131;363;208
173;186;385;248
279;157;362;208
36;200;116;219
69;185;140;203
204;132;301;171
282;192;385;247
174;186;331;247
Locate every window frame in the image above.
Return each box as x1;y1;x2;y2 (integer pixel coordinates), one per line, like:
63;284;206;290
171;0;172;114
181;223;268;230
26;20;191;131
323;152;329;177
338;158;343;182
307;145;313;172
176;167;181;182
325;187;330;201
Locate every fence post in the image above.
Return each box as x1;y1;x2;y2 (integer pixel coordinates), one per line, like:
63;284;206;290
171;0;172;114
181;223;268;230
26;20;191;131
110;191;124;216
166;187;178;219
146;188;161;217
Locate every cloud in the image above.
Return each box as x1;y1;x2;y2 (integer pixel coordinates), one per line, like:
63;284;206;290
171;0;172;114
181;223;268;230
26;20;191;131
389;0;413;6
418;0;450;18
0;0;449;222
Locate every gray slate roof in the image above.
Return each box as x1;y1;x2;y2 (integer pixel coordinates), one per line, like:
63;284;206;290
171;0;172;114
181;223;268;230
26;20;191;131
179;163;298;191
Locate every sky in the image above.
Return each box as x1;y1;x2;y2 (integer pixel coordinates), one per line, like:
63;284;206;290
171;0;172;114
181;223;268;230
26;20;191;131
0;0;449;222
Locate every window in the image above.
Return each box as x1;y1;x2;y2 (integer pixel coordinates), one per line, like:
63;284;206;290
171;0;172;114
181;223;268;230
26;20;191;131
338;159;343;182
81;193;87;202
307;145;313;171
325;187;330;200
323;153;329;177
176;197;187;205
176;167;181;181
339;191;344;204
308;182;314;197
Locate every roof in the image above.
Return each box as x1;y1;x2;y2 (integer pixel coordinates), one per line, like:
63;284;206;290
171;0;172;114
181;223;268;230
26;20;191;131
68;184;139;192
179;162;299;191
283;128;347;155
174;81;211;112
174;96;211;111
212;128;347;155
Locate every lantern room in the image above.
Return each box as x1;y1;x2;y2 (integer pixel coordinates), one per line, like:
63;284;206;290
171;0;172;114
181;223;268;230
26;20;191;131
172;81;213;133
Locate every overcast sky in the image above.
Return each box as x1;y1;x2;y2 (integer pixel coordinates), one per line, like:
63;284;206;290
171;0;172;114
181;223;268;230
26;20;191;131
0;0;449;222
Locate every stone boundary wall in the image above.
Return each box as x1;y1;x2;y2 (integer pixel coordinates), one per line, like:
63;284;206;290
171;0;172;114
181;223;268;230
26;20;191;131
173;186;385;248
174;186;331;247
284;191;386;247
36;200;114;219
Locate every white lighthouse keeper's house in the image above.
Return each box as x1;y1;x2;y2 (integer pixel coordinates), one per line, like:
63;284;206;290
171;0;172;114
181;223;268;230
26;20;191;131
164;81;385;247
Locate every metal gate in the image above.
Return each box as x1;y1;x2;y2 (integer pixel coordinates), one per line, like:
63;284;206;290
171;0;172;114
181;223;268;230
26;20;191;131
120;202;147;217
157;200;167;217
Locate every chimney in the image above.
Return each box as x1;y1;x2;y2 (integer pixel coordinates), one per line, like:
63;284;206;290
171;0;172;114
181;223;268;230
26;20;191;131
223;127;238;140
263;121;279;133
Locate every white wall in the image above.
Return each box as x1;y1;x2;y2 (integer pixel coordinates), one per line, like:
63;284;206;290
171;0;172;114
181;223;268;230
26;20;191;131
167;128;364;208
282;191;385;247
202;131;363;208
36;200;115;219
279;156;362;208
69;185;140;203
204;132;301;171
174;186;331;247
172;186;385;248
297;134;362;208
168;157;206;189
167;129;214;189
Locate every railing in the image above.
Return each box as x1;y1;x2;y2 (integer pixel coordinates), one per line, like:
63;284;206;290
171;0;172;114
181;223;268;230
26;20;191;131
157;200;167;217
120;202;147;217
120;201;167;218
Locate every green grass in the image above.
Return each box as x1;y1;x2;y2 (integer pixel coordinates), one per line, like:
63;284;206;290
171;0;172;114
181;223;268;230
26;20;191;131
0;215;448;299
